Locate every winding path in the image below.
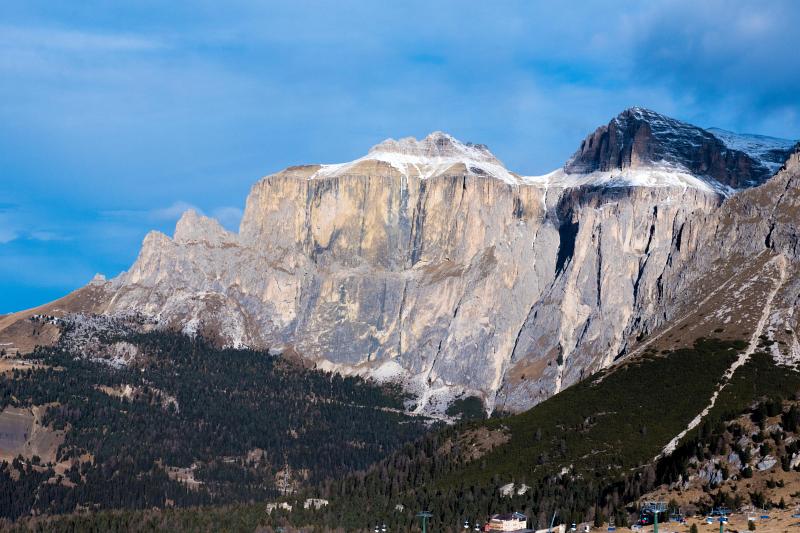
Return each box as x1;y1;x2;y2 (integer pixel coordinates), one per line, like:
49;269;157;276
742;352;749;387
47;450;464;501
658;254;787;458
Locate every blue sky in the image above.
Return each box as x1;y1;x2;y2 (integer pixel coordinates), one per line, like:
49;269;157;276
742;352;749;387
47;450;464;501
1;1;799;313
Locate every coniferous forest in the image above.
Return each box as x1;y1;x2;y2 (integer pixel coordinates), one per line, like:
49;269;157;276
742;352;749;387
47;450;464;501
5;335;800;532
0;331;430;522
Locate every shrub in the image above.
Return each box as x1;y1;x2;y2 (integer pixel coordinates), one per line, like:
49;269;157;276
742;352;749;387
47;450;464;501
445;396;486;421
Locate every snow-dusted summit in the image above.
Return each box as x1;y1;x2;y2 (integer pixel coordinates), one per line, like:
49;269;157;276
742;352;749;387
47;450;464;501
312;131;521;184
303;109;796;196
564;107;797;191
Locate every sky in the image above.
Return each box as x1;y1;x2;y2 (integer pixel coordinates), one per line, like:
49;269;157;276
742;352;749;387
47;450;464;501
1;0;799;313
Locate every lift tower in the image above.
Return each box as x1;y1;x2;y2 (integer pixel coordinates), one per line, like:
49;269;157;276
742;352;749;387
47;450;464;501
713;507;731;533
417;511;433;533
642;501;667;533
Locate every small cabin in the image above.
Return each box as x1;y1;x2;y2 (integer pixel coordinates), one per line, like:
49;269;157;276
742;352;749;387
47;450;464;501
1;346;19;358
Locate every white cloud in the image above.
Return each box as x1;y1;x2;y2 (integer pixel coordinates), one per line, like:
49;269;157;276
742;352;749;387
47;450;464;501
29;231;69;242
0;212;19;243
149;201;202;222
101;201;243;232
0;213;70;244
0;228;17;244
104;201;202;221
211;206;243;231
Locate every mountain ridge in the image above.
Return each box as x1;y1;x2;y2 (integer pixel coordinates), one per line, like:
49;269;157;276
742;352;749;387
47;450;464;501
2;108;798;416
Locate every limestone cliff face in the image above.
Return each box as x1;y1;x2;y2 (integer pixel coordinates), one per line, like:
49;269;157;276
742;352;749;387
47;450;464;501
635;145;800;359
495;185;719;411
109;167;564;410
47;110;799;414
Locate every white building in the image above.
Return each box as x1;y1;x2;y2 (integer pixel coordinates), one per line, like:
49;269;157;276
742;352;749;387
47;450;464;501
499;482;516;496
303;498;329;510
265;502;293;513
489;512;528;531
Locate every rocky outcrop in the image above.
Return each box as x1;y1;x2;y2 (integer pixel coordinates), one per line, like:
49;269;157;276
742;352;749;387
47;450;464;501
496;185;719;410
633;144;800;358
565;107;795;189
5;109;797;415
107;167;567;411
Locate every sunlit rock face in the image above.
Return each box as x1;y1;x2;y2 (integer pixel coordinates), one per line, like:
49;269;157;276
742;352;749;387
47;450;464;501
66;110;799;413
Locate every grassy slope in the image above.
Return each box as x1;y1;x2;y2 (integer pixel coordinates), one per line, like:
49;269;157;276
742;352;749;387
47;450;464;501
709;350;800;422
444;339;744;488
256;339;753;530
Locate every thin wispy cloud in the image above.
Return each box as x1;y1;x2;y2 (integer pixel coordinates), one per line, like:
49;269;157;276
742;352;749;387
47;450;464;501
149;201;201;222
102;201;198;221
0;208;71;244
0;227;17;244
28;230;70;242
102;201;242;231
0;25;163;53
212;206;243;231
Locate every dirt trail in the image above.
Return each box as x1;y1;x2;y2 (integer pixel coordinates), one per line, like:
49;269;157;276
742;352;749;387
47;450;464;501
658;254;787;458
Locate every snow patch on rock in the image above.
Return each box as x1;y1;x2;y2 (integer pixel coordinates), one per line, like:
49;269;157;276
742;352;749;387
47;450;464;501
313;131;521;184
370;359;407;382
522;166;734;196
708;128;798;174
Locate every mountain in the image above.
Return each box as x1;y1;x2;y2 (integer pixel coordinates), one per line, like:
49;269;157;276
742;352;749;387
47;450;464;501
1;108;797;416
564;107;790;190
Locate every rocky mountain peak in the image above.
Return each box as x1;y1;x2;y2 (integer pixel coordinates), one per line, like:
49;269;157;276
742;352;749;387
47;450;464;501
566;106;716;174
368;131;501;166
313;131;518;183
173;209;235;246
617;105;679;124
565;107;796;190
88;273;108;286
788;144;800;171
